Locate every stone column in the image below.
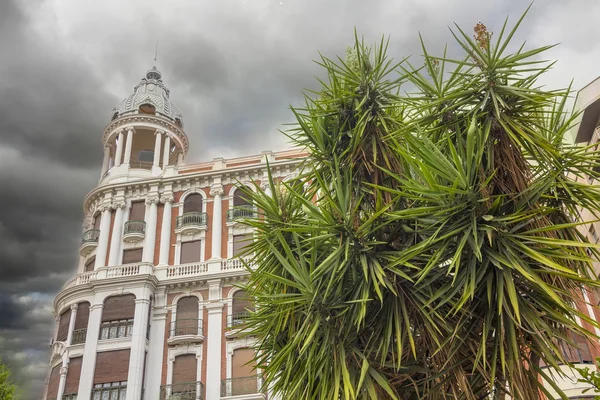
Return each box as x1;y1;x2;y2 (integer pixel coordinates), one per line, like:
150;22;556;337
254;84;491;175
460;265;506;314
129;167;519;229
153;130;163;167
56;365;68;400
126;297;151;400
204;280;224;400
94;205;112;269
66;303;78;346
108;201;127;266
177;152;184;166
77;302;104;398
123;127;135;165
142;196;159;263
114;129;125;167
210;185;224;259
144;301;167;400
162;134;171;168
100;146;111;178
261;181;273;197
159;194;174;266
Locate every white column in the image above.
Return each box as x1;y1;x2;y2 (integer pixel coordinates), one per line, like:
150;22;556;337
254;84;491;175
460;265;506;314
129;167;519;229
66;303;78;346
261;182;273;197
123;127;135;165
159;194;174;265
205;280;224;400
210;185;224;259
144;304;167;400
56;365;68;400
77;302;104;398
100;146;111;178
108;201;126;266
142;197;159;263
153;130;163;167
114;130;125;167
162;135;171;168
177;152;184;166
94;206;112;269
126;297;151;400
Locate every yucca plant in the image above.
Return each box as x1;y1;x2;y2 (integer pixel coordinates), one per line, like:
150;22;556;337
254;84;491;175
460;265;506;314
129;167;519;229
239;6;600;399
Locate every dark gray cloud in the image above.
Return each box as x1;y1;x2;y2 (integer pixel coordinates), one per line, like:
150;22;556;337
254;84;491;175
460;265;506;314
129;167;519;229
1;0;600;397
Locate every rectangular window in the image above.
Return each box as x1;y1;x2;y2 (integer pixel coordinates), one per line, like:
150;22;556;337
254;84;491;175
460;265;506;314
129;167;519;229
233;234;252;256
84;256;95;272
92;381;127;400
93;350;130;386
129;201;145;221
99;319;134;340
63;357;82;397
122;248;142;264
180;240;201;264
57;309;71;342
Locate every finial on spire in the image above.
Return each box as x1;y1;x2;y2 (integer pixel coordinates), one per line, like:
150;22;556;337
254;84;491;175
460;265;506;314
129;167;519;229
154;39;159;65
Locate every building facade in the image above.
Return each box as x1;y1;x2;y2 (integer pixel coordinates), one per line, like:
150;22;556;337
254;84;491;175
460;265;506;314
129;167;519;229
44;67;600;400
44;67;304;400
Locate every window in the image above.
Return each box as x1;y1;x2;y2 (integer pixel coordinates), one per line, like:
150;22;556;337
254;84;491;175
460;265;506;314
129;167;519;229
84;256;95;272
180;241;201;264
122;248;143;264
173;297;200;336
101;295;135;339
92;381;127;400
231;290;254;328
129;201;145;221
93;213;101;230
138;150;154;162
231;348;258;395
46;364;61;400
233;189;251;207
57;309;71;342
99;319;134;340
233;234;252;257
63;357;82;398
183;193;203;213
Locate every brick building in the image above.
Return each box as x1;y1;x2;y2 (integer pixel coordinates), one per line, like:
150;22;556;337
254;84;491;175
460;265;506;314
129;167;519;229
44;67;600;400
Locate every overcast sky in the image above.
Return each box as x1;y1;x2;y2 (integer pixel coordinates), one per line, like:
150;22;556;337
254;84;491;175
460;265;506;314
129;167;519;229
1;0;599;397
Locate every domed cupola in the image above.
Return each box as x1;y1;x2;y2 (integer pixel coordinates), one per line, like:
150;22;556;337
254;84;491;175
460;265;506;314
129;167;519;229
110;66;184;128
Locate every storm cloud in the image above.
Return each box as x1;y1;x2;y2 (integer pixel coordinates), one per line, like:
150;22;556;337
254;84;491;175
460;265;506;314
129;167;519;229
1;0;600;397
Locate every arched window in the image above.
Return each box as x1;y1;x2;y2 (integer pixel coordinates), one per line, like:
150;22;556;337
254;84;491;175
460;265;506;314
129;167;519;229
233;189;251;207
183;194;203;213
56;308;71;342
173;296;200;336
100;294;135;339
231;348;257;395
231;290;254;327
72;302;90;345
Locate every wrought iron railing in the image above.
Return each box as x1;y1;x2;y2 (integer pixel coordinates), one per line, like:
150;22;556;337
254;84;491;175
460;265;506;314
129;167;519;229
71;328;87;345
62;393;77;400
160;381;204;400
176;212;208;229
92;381;127;399
130;159;153;170
170;319;203;337
226;205;256;222
81;229;100;244
99;320;134;340
227;312;252;329
124;220;146;235
220;375;262;397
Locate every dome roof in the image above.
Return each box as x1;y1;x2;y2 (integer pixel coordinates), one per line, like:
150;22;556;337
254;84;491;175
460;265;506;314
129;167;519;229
111;67;184;127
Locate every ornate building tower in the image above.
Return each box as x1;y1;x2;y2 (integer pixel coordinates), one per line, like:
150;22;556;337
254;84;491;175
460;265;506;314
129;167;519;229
44;67;306;400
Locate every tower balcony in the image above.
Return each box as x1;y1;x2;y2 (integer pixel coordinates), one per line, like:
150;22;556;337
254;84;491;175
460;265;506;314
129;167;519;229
175;212;208;235
168;318;204;345
160;381;204;400
123;220;146;242
79;229;100;256
226;206;257;225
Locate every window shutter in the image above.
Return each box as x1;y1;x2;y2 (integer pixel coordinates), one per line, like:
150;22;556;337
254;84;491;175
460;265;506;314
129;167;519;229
232;291;254;314
183;194;203;213
122;248;143;264
102;295;135;322
232;348;256;378
173;354;197;385
233;235;252;256
84;256;95;272
64;357;82;395
94;349;130;384
129;201;145;221
233;190;251;207
177;297;199;320
74;302;90;330
180;241;201;264
46;364;61;400
57;309;71;342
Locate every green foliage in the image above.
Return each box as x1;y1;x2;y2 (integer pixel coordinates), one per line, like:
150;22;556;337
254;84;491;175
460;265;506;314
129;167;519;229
577;358;600;399
0;358;17;400
239;6;600;400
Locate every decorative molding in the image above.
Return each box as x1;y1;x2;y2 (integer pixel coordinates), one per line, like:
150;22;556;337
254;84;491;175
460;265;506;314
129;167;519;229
145;197;160;205
154;129;165;136
210;185;224;197
70;303;78;312
111;200;127;210
59;366;68;376
160;194;175;204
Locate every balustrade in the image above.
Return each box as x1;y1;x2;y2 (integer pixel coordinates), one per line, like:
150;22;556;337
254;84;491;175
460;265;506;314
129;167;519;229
176;212;207;229
226;205;256;222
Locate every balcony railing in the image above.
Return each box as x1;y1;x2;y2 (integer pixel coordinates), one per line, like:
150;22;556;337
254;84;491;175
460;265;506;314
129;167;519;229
160;381;204;400
130;159;153;170
99;320;133;340
92;381;127;399
220;375;262;397
62;393;77;400
81;229;100;244
226;205;256;222
176;212;207;229
124;220;146;235
71;328;87;345
170;319;203;337
227;312;252;329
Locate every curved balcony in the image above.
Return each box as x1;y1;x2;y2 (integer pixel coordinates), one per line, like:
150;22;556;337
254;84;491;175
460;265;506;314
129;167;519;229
175;212;208;236
221;375;264;398
168;318;204;345
79;229;100;256
123;220;146;242
160;381;204;400
226;205;256;224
